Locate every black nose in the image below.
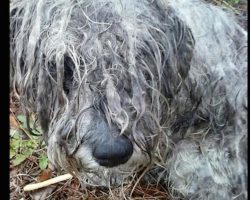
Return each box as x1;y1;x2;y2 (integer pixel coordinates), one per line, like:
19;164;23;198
92;135;133;167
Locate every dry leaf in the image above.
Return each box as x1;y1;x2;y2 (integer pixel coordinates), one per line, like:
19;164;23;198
37;169;52;182
10;114;19;129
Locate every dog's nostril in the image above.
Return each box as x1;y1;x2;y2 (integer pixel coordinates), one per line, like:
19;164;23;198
92;135;133;167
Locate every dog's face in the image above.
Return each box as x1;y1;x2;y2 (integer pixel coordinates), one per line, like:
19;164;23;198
42;8;194;185
47;58;153;180
10;0;195;185
45;50;160;183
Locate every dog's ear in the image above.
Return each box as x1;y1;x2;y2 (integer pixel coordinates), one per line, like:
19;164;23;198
160;10;195;99
153;1;195;80
173;17;195;80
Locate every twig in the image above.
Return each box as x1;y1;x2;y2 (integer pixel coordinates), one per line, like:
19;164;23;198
23;173;73;191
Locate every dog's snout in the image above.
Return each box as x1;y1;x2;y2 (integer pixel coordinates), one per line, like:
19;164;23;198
93;135;133;167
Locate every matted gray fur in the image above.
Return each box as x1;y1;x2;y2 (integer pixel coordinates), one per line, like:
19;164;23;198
10;0;247;199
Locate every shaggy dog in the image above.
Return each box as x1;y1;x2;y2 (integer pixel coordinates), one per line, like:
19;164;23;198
10;0;247;199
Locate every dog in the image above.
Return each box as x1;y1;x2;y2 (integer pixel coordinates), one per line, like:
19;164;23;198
10;0;247;199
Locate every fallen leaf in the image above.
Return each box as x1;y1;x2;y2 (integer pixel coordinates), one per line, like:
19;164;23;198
17;115;26;124
12;154;28;166
10;115;19;129
37;169;52;182
39;155;48;170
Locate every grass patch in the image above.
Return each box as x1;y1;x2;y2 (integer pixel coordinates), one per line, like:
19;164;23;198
10;114;48;170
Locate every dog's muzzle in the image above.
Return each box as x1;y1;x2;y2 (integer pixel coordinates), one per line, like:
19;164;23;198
72;108;134;168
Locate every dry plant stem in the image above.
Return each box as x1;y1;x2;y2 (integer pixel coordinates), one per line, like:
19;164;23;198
23;173;73;191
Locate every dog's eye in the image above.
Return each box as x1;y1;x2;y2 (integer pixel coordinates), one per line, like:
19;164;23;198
63;56;74;95
88;83;96;92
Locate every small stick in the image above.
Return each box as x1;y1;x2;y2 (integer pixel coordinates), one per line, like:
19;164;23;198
23;173;73;191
